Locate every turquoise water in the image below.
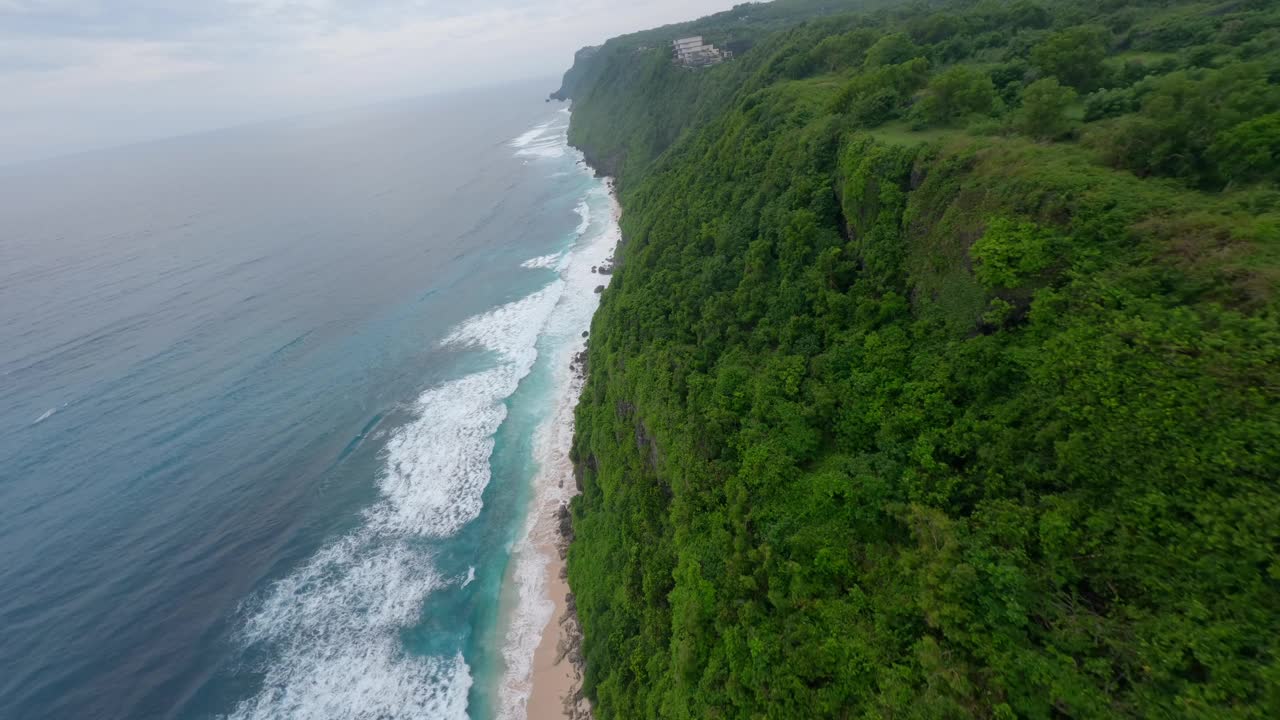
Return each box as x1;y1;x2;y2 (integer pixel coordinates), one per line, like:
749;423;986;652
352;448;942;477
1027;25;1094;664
0;82;611;719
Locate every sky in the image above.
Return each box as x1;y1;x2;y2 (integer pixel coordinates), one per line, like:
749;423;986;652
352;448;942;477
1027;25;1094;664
0;0;739;165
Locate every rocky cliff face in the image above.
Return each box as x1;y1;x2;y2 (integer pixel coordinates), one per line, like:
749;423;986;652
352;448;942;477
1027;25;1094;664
550;46;601;102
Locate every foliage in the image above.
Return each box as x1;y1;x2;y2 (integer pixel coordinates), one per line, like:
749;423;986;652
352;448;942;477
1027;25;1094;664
1082;85;1136;122
913;65;998;127
1017;77;1077;139
864;32;920;68
1087;63;1280;187
809;28;878;73
1030;25;1110;91
969;217;1060;289
1212;112;1280;185
1128;8;1219;52
833;57;931;125
553;1;1280;718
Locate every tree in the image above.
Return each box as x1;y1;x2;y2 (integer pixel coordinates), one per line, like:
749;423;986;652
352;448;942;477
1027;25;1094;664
560;2;1280;718
1007;0;1052;30
1031;26;1109;91
1212;112;1280;185
1017;77;1077;139
1089;65;1280;185
864;32;920;68
914;66;997;126
907;13;962;44
834;57;931;125
811;29;878;73
1083;86;1137;122
970;216;1059;289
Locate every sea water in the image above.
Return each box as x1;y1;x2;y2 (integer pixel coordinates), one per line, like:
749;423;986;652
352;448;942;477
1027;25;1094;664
0;81;614;720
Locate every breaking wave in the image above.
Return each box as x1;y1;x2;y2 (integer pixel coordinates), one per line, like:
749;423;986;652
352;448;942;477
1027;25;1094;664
496;184;620;720
521;253;562;270
509;117;569;160
226;111;609;720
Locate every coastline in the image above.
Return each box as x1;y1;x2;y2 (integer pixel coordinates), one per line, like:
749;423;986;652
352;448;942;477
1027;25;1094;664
523;493;587;720
525;178;619;720
498;172;619;720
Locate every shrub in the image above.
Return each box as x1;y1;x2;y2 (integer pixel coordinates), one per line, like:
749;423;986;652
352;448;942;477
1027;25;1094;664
970;216;1060;289
1017;77;1077;140
1083;86;1137;121
1090;64;1280;186
1212;112;1280;185
1031;25;1110;91
913;66;997;126
864;33;920;68
810;29;879;73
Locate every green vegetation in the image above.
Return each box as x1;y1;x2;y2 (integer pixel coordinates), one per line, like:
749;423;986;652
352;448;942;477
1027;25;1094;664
1016;78;1076;139
556;0;1280;717
912;65;997;126
1030;26;1109;91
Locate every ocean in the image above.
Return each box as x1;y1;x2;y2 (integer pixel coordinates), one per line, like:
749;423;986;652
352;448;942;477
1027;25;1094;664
0;81;614;720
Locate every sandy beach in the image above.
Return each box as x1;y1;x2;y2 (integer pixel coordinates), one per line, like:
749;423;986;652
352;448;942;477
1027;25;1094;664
524;507;587;720
496;175;617;720
523;178;619;720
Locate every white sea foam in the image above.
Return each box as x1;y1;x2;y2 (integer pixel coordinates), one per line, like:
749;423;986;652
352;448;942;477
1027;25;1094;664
574;197;591;237
228;641;469;720
240;538;437;643
510;117;570;160
518;138;568;159
231;112;612;720
496;180;622;719
231;280;567;718
509;121;554;149
521;253;562;270
521;200;590;271
369;285;562;539
229;534;471;720
230;224;573;720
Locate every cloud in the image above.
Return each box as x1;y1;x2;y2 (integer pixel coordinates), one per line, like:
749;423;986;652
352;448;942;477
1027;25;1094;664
0;0;736;164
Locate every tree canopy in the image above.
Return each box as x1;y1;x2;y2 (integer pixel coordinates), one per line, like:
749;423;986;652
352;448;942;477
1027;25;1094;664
554;0;1280;716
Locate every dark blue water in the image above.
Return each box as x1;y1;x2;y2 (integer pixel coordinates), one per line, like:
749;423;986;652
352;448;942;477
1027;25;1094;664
0;82;604;719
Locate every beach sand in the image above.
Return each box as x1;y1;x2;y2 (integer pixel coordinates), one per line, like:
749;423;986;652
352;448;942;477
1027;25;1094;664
518;176;618;720
524;517;586;720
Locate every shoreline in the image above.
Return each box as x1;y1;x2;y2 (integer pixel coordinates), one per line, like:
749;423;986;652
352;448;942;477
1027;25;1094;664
525;178;618;720
498;172;619;720
523;496;588;720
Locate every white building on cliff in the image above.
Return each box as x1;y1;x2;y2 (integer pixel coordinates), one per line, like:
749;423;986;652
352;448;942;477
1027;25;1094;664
672;36;732;67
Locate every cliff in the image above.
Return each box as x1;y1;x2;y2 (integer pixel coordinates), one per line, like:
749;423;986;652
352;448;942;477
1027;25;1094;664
563;0;1280;717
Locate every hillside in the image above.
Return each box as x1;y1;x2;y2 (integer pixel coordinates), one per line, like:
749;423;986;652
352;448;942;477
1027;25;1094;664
559;0;1280;717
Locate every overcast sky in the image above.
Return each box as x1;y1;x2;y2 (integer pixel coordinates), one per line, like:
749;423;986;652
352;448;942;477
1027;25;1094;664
0;0;737;165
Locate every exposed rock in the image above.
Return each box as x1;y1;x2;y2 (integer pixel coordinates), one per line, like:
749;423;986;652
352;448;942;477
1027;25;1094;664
551;502;593;719
569;349;589;378
556;503;575;559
